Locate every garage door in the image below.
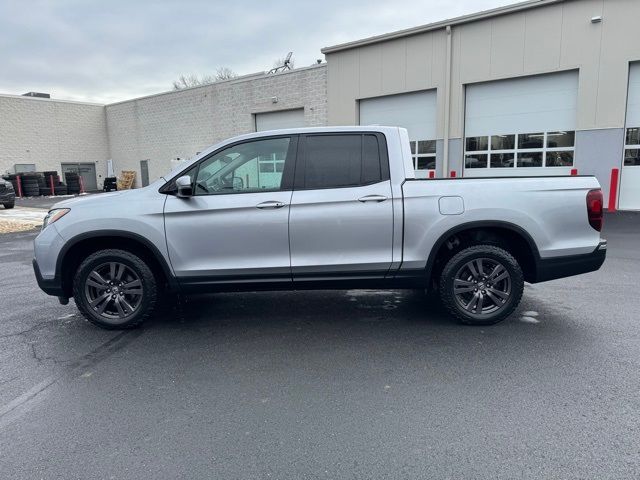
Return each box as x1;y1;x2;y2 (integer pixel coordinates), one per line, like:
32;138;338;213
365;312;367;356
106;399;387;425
619;63;640;210
464;71;578;177
255;109;305;131
360;91;437;176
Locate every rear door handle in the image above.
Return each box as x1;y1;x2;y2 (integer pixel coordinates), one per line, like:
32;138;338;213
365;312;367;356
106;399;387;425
358;195;388;203
256;201;287;209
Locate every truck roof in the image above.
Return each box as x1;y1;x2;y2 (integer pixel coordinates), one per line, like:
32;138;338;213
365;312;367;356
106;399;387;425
231;125;402;140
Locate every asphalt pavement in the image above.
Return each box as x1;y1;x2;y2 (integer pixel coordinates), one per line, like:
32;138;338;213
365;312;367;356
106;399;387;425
0;214;638;479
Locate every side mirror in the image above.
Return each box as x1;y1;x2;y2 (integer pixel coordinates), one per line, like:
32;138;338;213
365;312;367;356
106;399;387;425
176;175;193;198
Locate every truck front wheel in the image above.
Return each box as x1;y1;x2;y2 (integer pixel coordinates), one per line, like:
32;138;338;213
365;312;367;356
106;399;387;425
72;249;158;329
439;245;524;325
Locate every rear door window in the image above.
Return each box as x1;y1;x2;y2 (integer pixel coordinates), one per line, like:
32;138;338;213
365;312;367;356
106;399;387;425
302;134;387;189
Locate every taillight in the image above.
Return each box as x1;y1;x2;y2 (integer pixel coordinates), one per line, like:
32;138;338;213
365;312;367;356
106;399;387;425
586;189;603;232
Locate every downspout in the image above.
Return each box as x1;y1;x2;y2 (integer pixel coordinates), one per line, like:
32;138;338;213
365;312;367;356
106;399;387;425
442;25;452;177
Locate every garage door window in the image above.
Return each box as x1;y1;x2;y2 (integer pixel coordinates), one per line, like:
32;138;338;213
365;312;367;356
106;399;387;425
624;127;640;166
465;131;575;170
409;140;436;170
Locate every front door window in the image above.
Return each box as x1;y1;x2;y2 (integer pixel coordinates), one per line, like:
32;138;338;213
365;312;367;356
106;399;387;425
194;137;291;195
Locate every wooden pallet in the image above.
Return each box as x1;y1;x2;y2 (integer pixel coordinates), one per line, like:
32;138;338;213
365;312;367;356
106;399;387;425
117;170;136;190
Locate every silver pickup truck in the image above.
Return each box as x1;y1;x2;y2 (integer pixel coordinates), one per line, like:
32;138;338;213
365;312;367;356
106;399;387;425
33;127;606;329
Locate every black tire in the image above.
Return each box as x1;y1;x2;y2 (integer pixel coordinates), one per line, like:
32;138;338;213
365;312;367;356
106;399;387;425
73;249;157;329
439;244;524;326
3;202;14;209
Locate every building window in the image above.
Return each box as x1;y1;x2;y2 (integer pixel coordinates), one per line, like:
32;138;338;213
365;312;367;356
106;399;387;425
624;127;640;166
409;140;436;171
464;131;575;170
258;150;286;173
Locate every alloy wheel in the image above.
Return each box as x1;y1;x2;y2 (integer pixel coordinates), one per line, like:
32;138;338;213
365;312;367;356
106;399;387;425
452;257;512;316
84;262;144;320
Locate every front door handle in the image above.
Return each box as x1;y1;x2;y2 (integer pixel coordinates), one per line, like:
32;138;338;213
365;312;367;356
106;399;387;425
358;194;388;203
256;201;287;209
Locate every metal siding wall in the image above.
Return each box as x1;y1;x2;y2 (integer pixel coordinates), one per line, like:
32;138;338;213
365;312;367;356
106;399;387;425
448;138;464;177
325;0;640;137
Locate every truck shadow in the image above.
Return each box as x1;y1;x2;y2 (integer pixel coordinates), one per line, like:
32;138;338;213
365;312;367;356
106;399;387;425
148;288;580;342
134;289;591;380
152;289;454;328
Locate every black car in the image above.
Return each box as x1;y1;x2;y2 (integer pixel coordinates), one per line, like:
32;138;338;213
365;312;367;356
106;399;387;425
0;177;16;209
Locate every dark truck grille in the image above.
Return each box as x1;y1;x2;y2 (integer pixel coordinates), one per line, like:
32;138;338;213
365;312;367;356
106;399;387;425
0;184;6;194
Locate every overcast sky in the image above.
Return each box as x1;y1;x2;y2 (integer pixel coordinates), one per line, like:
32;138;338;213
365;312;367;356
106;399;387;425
0;0;515;103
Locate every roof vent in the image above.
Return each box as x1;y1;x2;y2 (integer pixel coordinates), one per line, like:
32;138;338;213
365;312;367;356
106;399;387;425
22;92;50;98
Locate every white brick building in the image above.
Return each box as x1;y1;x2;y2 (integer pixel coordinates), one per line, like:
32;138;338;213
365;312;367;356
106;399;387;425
0;64;327;188
0;95;109;183
106;65;327;186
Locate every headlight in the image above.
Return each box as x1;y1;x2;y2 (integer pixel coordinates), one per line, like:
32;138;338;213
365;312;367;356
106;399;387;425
42;208;70;230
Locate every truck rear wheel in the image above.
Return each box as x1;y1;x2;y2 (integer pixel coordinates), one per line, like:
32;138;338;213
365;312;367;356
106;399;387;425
439;244;524;325
73;249;157;329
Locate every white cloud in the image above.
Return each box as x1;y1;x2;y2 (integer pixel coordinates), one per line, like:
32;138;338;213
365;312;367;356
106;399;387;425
0;0;514;103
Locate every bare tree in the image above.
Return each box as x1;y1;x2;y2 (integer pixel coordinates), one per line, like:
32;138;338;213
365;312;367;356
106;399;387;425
214;67;237;81
172;68;237;90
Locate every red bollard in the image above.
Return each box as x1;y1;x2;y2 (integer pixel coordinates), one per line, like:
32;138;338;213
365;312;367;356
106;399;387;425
78;175;85;194
49;174;55;196
608;168;619;212
16;175;23;198
570;168;578;176
450;170;457;178
428;171;435;179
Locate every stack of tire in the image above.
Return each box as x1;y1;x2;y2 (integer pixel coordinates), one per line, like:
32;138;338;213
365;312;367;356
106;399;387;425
42;171;60;196
64;172;81;195
54;182;68;195
21;173;41;197
37;175;48;196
